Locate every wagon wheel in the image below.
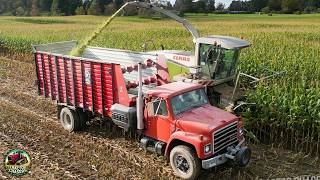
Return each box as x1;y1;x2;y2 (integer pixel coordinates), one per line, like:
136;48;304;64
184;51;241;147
77;109;89;129
59;107;81;132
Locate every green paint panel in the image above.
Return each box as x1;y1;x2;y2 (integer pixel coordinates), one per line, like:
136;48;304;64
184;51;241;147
167;61;189;79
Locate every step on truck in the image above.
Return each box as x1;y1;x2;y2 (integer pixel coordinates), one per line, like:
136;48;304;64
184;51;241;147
33;42;251;179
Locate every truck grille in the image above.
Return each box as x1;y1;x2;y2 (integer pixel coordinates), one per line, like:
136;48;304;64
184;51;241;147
213;121;238;154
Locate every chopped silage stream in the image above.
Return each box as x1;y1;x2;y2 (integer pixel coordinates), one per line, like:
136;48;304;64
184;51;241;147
0;56;319;179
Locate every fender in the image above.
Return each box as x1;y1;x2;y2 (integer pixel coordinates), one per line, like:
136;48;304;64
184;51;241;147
165;130;211;159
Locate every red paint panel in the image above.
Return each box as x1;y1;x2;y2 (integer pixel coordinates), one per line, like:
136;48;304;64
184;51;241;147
74;60;83;108
113;64;133;107
64;59;74;105
35;53;134;117
83;62;93;111
36;53;44;95
102;64;113;115
57;57;67;103
43;54;52;98
92;63;103;114
49;55;57;100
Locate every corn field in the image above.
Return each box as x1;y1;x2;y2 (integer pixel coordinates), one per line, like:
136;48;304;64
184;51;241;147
0;14;320;156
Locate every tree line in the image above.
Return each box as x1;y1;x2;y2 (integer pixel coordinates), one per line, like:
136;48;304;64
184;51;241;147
0;0;319;16
229;0;320;14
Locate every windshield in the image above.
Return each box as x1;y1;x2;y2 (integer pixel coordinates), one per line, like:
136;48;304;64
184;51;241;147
171;88;209;116
199;43;239;80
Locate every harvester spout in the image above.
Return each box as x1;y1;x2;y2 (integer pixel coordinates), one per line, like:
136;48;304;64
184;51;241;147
128;1;200;41
137;63;144;130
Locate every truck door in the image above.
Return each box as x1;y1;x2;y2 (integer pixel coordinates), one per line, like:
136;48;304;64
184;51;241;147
144;98;174;142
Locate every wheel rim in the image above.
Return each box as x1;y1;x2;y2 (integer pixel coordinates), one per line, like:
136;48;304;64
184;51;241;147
174;154;190;174
62;112;72;129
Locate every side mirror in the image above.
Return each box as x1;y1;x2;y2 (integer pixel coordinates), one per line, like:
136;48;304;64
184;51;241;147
147;102;154;116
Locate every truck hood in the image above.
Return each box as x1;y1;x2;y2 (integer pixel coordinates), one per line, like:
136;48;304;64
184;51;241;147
175;104;238;135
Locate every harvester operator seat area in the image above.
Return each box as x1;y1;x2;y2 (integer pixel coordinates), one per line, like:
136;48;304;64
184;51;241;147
199;43;239;81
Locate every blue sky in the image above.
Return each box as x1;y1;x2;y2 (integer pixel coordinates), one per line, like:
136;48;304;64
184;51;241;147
169;0;233;7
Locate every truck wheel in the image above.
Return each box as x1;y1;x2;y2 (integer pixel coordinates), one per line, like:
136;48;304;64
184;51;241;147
77;109;88;129
235;147;251;167
60;107;80;132
169;145;201;180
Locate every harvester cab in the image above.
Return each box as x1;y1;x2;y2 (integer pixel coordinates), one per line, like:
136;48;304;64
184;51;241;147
194;36;249;82
170;36;251;109
148;36;250;82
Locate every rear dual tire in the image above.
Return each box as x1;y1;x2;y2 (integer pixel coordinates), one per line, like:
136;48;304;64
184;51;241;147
59;107;88;132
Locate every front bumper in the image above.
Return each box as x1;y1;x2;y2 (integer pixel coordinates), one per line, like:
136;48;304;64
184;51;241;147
202;139;250;169
202;152;229;169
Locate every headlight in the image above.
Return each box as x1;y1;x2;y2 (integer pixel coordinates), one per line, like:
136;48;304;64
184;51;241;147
204;144;212;154
239;127;244;135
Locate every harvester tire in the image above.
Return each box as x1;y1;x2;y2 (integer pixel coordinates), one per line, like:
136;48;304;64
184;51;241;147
169;145;201;180
59;107;81;132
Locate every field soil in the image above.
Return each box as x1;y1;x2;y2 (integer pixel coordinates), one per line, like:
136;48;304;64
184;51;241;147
0;56;319;179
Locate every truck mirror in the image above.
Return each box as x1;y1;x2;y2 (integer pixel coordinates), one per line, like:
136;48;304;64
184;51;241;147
147;102;154;116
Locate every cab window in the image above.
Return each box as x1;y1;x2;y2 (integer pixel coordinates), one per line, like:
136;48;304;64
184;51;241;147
199;43;240;80
171;88;208;116
151;98;168;116
215;49;237;79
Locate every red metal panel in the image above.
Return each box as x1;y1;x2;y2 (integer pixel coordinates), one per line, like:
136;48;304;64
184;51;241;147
74;60;83;108
102;64;113;115
92;63;103;114
83;62;93;111
50;56;57;100
57;57;67;103
35;53;136;117
36;53;44;95
65;59;74;105
43;54;51;98
113;64;133;107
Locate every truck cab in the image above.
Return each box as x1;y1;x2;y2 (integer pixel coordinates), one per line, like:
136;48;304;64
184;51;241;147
141;82;251;179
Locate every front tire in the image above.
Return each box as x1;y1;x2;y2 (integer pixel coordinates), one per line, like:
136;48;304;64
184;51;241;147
235;147;251;167
59;107;81;132
169;145;201;180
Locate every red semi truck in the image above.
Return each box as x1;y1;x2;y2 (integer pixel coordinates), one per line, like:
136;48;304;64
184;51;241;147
33;41;251;179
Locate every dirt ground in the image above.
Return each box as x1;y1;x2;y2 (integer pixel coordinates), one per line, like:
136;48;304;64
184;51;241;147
0;56;319;179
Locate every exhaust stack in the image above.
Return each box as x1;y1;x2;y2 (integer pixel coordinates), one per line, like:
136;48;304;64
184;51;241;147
137;63;144;130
